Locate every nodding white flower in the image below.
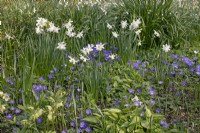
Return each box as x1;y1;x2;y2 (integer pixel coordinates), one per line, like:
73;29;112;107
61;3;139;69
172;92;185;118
81;44;94;55
66;30;76;37
35;26;44;34
5;33;14;39
135;29;142;35
47;22;60;33
79;54;88;62
107;23;113;29
112;32;119;38
95;42;105;51
162;44;171;52
68;56;79;64
132;96;139;102
0;21;1;25
33;7;37;13
0;104;6;113
76;31;84;38
129;18;141;30
121;20;128;29
56;42;66;50
109;54;116;60
0;91;4;96
36;17;48;28
154;30;160;37
194;50;199;54
138;40;142;46
2;94;10;101
63;19;73;29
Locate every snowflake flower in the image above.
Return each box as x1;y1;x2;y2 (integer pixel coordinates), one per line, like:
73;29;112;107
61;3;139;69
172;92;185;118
112;32;119;38
5;33;14;39
109;54;116;60
68;56;79;64
107;23;113;29
63;19;73;29
81;44;94;55
36;17;48;28
135;29;142;35
162;44;170;52
57;42;66;50
95;42;105;51
194;50;198;54
121;20;128;29
66;30;76;37
76;31;84;38
80;54;88;62
137;40;142;46
154;30;160;37
35;26;44;34
129;18;141;30
47;22;60;33
132;96;139;102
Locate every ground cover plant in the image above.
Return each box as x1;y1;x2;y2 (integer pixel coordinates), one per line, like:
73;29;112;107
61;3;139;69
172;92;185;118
0;0;200;132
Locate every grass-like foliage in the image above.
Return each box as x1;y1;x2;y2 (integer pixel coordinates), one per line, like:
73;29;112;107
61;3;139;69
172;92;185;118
0;0;200;132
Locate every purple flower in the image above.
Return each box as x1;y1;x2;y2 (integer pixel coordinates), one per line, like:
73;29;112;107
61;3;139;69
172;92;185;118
128;88;134;94
70;66;75;70
9;99;15;104
39;76;44;81
170;54;178;59
124;104;130;107
134;101;142;106
106;86;111;91
149;99;155;105
132;60;141;68
80;121;88;129
6;114;12;119
151;67;156;72
86;108;92;115
78;128;82;133
160;120;168;128
98;62;102;66
155;108;160;113
15;108;21;114
85;127;92;132
36;116;42;124
180;80;187;86
147;87;155;95
172;62;178;68
50;70;54;73
10;106;15;111
122;95;127;99
196;64;200;75
61;129;67;133
48;74;53;79
137;88;141;92
113;99;120;105
182;56;194;66
70;121;76;127
158;81;163;85
77;88;81;92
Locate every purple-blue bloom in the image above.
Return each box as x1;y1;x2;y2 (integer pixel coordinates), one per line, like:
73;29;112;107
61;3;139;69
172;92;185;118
85;126;92;132
160;120;168;128
70;121;76;127
79;121;88;129
6;114;13;119
86;108;92;115
128;88;134;94
36;116;42;124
